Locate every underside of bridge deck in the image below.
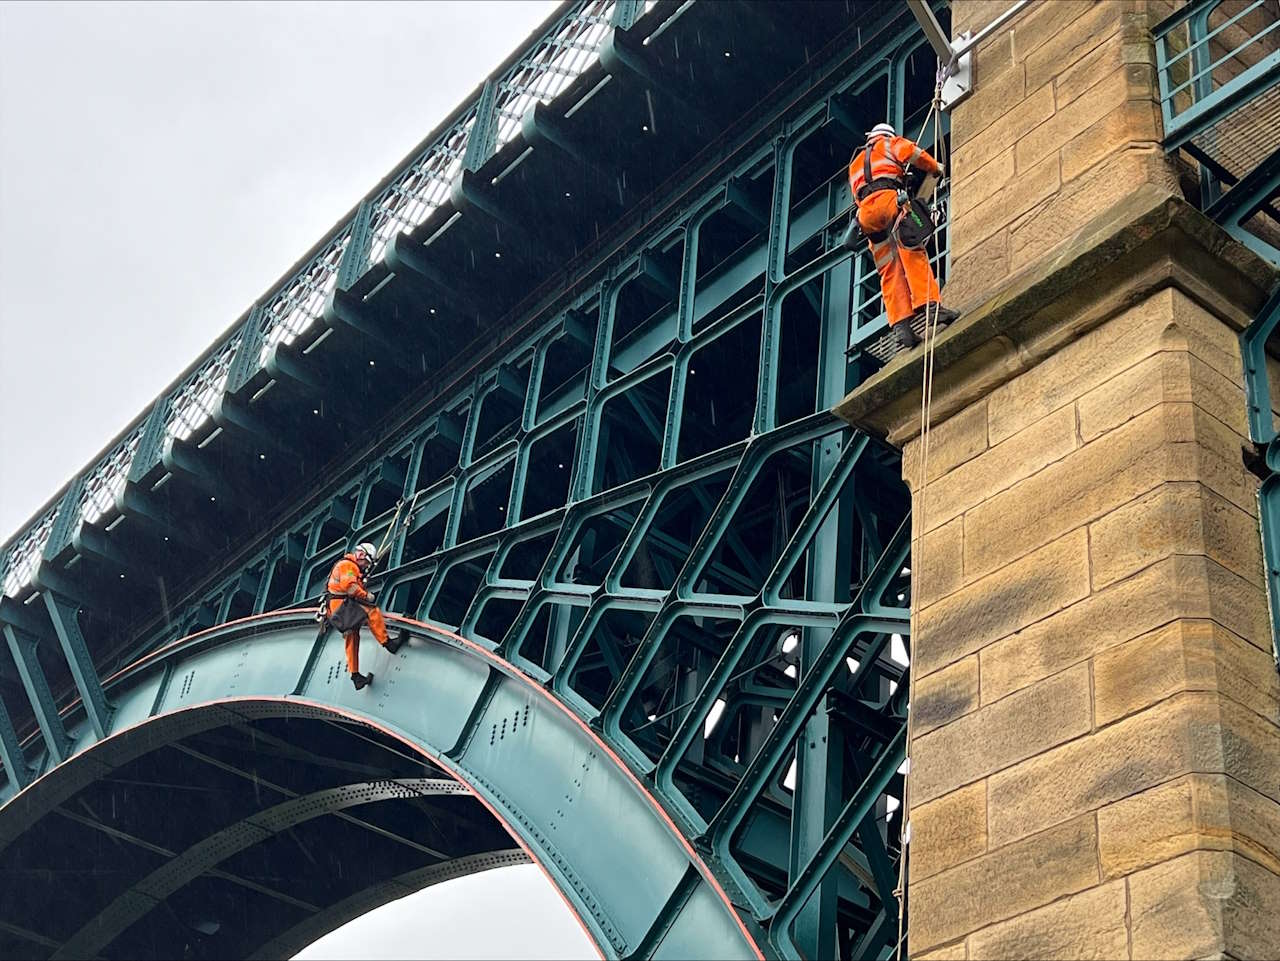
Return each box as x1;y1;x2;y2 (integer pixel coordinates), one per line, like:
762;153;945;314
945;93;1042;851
0;1;945;957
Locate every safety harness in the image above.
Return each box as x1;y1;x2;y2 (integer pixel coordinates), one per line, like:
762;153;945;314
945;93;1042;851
856;137;936;250
314;493;421;633
857;138;904;203
320;587;372;633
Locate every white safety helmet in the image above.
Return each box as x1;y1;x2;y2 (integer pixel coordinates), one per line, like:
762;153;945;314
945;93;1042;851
866;122;896;140
354;541;378;566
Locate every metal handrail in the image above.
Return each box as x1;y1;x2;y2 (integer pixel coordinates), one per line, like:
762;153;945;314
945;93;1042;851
1;0;653;597
1154;0;1280;148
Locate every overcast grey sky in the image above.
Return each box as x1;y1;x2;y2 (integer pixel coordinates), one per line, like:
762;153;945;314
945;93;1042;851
0;1;593;957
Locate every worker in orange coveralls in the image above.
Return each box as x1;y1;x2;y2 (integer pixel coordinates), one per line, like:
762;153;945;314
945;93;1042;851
848;122;958;356
326;541;406;690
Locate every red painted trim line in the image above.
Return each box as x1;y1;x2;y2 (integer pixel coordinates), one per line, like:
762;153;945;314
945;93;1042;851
19;610;764;960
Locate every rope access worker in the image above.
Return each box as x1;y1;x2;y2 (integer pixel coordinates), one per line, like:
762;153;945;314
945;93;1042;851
849;122;959;356
325;541;406;690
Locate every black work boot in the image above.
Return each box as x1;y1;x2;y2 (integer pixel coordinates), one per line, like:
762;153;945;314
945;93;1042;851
351;672;373;691
887;321;921;357
917;303;960;328
384;630;408;656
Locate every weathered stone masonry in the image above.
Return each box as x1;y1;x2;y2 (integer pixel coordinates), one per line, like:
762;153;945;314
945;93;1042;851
837;2;1280;958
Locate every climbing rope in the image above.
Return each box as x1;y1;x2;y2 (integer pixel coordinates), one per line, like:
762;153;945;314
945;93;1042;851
894;63;948;961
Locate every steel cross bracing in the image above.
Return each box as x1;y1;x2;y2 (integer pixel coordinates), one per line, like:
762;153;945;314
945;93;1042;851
0;3;949;958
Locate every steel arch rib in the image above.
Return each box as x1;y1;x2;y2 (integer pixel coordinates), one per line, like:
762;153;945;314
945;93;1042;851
248;849;534;961
0;610;764;961
52;778;470;960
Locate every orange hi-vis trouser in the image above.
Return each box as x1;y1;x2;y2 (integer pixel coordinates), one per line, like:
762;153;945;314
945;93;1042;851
857;188;940;326
327;598;390;674
326;554;391;675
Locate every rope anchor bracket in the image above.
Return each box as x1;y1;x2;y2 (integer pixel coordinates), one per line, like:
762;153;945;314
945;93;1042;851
904;0;1034;111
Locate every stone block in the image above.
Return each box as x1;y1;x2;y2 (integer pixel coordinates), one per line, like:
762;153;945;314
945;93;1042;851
984;691;1222;846
952;62;1026;153
1129;851;1280;961
944;228;1010;316
966;880;1129;961
1071;323;1252;447
1186;620;1280;722
1008;0;1105;64
1189;404;1260;519
1219;776;1280;877
909;815;1099;952
1087;482;1261;592
1165;291;1248;389
964;402;1182;580
910;780;987;881
1188;353;1249;439
986;287;1177;445
911;663;1091;806
951;83;1054;183
951;0;1012;36
1022;2;1123;97
1052;32;1124;107
1014;67;1130;173
1200;485;1265;587
1092;621;1195;728
902;398;989;486
1097;773;1280;881
979;557;1179;702
1098;776;1208;880
1060;100;1163;183
1008;146;1180;274
918;405;1076;533
951;146;1015;221
915;529;1091;678
1216;694;1280;806
1074;349;1190;445
952;152;1060;261
915;516;965;610
980;554;1271;704
917;942;968;961
1201;551;1272;654
912;654;979;737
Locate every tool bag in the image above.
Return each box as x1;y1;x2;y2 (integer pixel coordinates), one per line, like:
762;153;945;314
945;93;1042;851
323;596;369;633
894;197;936;250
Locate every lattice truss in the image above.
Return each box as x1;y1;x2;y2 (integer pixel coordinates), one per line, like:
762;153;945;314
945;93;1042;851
0;0;633;600
116;34;943;957
365;0;624;268
2;510;57;598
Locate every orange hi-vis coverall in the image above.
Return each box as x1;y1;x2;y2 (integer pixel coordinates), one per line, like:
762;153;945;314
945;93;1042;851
327;553;391;674
848;134;942;326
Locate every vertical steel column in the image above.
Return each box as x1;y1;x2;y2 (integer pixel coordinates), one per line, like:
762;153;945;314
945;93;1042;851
1240;284;1280;654
41;593;114;740
789;191;857;959
463;80;500;174
611;0;643;30
225;304;269;395
2;624;72;763
337;201;376;293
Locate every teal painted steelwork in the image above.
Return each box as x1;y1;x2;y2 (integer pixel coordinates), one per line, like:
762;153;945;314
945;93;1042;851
1240;283;1280;659
1154;0;1280;151
0;2;940;957
1154;0;1280;265
0;613;761;960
